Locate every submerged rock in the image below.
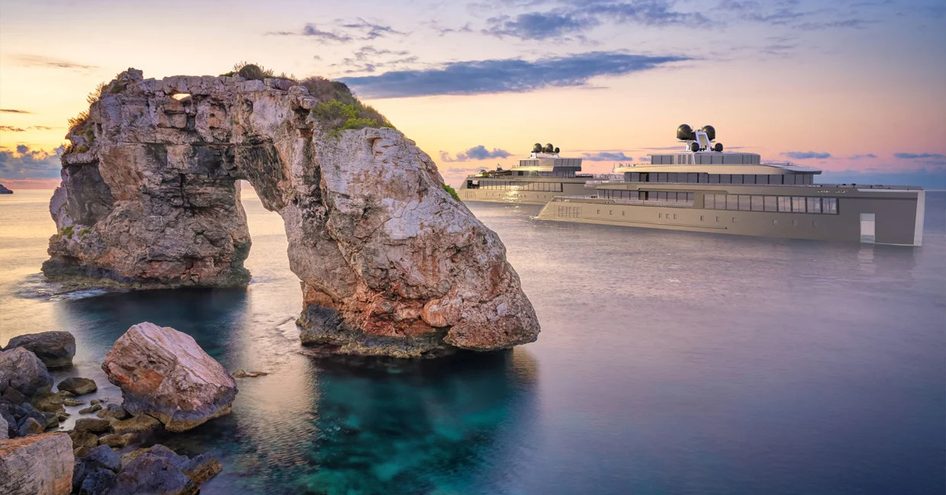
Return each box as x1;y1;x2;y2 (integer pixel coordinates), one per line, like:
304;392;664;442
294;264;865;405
101;322;237;432
4;331;76;369
57;377;97;396
0;347;53;398
43;68;539;357
0;432;74;495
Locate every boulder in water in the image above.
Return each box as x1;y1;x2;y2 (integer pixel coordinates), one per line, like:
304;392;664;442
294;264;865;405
4;331;75;369
101;322;237;432
0;347;53;398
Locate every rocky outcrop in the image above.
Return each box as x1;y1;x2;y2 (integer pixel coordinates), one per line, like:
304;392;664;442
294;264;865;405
0;432;74;495
5;331;76;369
0;347;53;398
102;322;237;432
43;68;539;357
0;183;12;194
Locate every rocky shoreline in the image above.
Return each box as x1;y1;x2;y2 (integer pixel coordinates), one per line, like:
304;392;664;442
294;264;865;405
1;324;234;495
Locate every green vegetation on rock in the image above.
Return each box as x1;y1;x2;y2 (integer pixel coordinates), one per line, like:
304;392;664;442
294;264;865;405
443;184;460;201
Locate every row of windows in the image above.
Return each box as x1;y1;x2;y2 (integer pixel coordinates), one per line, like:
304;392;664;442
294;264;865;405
704;194;839;214
650;154;761;165
598;189;695;205
467;181;564;192
625;172;814;185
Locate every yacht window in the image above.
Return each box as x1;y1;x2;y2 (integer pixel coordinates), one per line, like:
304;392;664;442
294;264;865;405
738;195;751;211
807;197;822;213
732;175;743;184
764;196;777;212
704;194;715;209
778;196;792;212
658;173;668;182
657;191;668;201
715;194;727;208
687;173;697;183
792;196;806;213
686;192;694;202
751;196;764;211
726;195;739;210
744;174;756;185
823;197;838;214
631;172;640;182
709;174;720;184
720;174;731;184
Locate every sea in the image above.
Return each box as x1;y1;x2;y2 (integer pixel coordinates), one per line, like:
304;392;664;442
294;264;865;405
1;189;944;495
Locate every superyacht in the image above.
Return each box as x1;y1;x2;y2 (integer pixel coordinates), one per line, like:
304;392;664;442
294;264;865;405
536;125;925;246
457;143;592;205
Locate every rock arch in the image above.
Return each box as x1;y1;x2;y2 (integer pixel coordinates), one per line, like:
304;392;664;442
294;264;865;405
44;69;539;357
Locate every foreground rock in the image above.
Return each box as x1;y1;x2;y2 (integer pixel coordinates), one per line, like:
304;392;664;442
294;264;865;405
57;376;97;396
72;444;220;495
0;347;53;398
102;322;237;431
4;331;76;369
0;183;11;194
43;68;539;357
0;432;74;495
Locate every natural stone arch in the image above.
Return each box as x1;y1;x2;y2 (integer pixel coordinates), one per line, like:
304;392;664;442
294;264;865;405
44;69;539;357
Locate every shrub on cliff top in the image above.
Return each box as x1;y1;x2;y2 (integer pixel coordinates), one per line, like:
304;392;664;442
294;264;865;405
221;62;278;80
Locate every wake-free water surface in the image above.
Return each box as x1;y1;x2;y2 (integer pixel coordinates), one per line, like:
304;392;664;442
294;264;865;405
1;190;943;494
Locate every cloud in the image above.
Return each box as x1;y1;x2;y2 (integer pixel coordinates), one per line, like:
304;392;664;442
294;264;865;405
268;18;405;42
848;153;878;159
340;51;687;98
782;151;831;159
0;125;57;132
487;11;596;40
334;46;418;74
0;108;30;114
0;145;61;179
11;54;97;70
582;151;633;161
578;0;710;26
440;145;512;162
482;1;708;40
894;152;946;161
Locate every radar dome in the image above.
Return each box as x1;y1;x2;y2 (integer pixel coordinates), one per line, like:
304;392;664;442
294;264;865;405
701;125;716;141
676;124;695;141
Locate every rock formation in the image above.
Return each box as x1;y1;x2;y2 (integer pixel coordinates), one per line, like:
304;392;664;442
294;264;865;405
0;432;74;495
43;68;539;357
0;183;12;194
102;322;237;432
0;347;53;398
4;331;76;369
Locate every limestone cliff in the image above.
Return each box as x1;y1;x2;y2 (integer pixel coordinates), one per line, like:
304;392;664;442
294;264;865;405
44;68;539;357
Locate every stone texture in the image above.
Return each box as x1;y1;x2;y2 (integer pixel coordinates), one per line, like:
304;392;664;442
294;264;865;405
0;414;7;440
43;68;539;357
0;432;74;495
102;322;237;432
0;347;53;398
110;444;220;495
57;376;97;395
5;331;76;369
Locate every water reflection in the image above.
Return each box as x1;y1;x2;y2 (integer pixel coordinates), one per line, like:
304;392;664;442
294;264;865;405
164;350;539;495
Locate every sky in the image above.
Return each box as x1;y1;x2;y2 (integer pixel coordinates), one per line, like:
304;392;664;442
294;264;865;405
1;0;945;188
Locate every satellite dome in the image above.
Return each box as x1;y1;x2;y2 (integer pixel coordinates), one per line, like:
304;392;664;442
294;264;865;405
676;124;695;141
701;125;716;141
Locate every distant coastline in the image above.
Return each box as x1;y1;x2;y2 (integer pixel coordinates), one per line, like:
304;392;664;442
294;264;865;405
0;183;13;194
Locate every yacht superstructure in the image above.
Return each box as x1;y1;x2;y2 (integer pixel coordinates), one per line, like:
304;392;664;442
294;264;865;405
457;143;592;205
536;125;925;246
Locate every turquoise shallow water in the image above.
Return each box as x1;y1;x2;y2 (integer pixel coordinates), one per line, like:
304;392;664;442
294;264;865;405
0;189;944;494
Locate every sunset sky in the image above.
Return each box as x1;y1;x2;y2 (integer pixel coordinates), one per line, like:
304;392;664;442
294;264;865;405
1;0;945;188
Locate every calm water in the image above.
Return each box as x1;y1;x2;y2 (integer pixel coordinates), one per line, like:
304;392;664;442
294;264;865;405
1;189;944;495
